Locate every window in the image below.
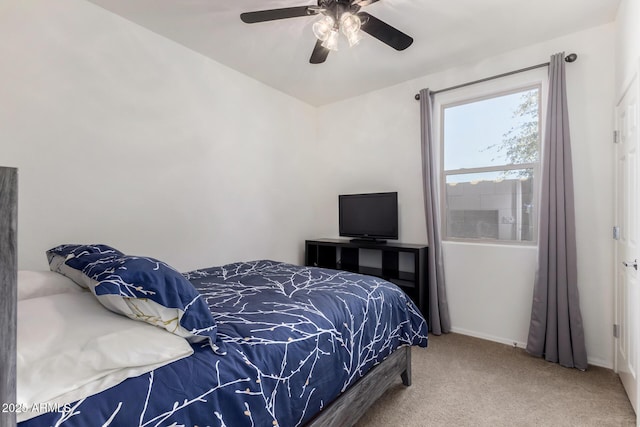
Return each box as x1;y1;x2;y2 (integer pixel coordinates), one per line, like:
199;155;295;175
440;85;542;243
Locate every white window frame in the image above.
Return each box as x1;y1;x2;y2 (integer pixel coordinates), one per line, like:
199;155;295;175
433;68;548;245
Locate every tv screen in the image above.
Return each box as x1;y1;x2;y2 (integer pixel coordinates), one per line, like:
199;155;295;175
339;192;398;241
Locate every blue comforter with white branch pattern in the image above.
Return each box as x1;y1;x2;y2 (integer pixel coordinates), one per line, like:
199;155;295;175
20;260;428;427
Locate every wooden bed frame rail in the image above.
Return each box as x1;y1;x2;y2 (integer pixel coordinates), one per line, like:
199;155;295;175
306;345;411;427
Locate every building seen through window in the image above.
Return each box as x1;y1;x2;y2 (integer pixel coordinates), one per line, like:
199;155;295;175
442;87;540;242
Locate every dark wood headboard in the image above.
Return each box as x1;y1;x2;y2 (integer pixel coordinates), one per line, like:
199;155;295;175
0;167;17;427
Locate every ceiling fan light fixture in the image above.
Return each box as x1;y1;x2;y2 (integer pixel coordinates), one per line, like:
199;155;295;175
340;13;361;34
341;13;362;48
312;15;334;42
321;28;340;51
345;29;362;47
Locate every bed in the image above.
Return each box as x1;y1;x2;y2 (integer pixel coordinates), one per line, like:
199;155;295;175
14;243;428;427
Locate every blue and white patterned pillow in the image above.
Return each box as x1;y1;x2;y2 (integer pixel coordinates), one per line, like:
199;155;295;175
46;244;221;354
47;244;124;289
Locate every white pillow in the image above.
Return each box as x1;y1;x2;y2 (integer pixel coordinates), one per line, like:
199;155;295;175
17;292;194;422
17;270;85;301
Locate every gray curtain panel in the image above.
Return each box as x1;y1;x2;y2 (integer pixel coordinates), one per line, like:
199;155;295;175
419;88;451;335
526;53;587;370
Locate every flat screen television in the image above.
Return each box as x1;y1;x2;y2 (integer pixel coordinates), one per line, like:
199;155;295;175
339;192;398;242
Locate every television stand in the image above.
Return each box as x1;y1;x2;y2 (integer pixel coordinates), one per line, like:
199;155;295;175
305;238;428;316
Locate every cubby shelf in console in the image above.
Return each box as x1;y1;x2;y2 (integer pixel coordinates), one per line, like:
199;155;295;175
304;238;428;316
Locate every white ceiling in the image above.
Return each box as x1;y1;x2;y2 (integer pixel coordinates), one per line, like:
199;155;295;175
86;0;619;106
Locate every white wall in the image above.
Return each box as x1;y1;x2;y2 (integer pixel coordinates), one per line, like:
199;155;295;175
0;0;318;272
316;24;616;367
615;0;640;94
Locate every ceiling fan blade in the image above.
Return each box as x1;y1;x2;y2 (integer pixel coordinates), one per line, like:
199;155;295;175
310;40;330;64
358;12;413;51
240;6;317;23
355;0;380;6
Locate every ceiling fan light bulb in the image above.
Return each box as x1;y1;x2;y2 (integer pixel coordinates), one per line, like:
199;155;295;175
313;22;329;41
321;29;339;51
340;13;361;35
313;16;335;41
346;30;362;47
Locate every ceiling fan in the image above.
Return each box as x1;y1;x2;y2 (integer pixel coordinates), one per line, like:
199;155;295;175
240;0;413;64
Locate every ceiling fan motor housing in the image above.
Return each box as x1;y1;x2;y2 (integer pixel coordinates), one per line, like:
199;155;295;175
318;0;361;22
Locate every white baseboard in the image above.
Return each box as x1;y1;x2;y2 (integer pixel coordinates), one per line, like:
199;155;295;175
587;357;612;369
449;327;613;369
449;327;527;349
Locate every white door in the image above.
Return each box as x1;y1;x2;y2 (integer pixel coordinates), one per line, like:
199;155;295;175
615;69;639;416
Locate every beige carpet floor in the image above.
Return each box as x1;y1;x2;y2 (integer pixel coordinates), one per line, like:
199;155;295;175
355;333;636;427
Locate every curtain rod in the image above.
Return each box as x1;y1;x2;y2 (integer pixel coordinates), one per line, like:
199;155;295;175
414;53;578;100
